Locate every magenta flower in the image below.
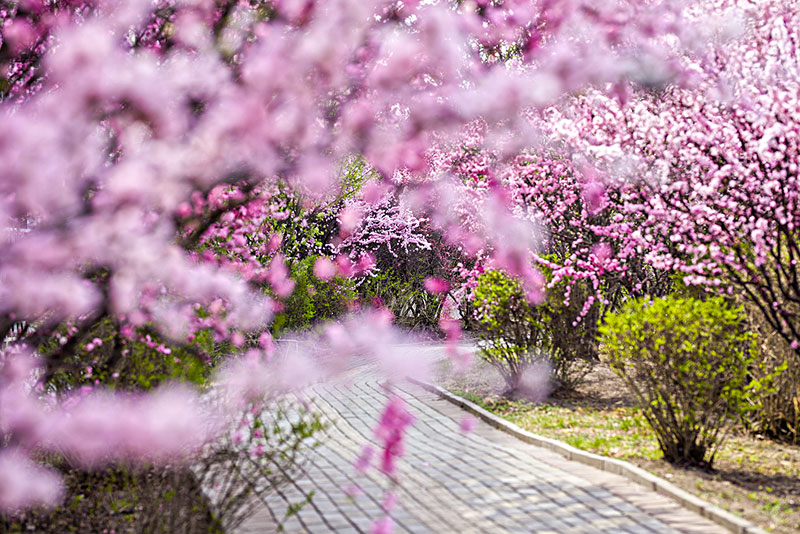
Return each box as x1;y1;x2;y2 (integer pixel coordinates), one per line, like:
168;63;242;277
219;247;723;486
375;396;414;476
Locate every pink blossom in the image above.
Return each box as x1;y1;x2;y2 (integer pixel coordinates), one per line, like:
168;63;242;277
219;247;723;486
313;257;338;281
582;182;607;215
355;253;376;275
0;449;62;513
258;331;276;355
250;444;265;458
459;415;477;434
175;202;192;218
2;19;38;55
267;254;295;298
362;182;391;204
50;385;215;466
591;243;613;264
382;491;398;512
354;445;374;474
374;396;414;476
335;255;356;278
423;277;450;294
371;517;394;534
230;332;245;348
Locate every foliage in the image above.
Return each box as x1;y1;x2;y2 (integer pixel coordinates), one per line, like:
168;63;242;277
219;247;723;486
599;296;765;467
271;256;357;336
543;275;598;391
471;270;543;393
39;318;214;392
471;268;595;394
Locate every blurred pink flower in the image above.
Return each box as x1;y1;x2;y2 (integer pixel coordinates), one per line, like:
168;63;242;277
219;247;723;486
382;491;398;512
354;445;374;474
375;396;414;476
423;277;449;294
313;257;337;281
591;242;613;264
0;449;62;513
371;516;394;534
459;415;477;434
582;182;606;215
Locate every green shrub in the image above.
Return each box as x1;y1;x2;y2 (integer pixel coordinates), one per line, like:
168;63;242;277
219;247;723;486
40;318;214;393
599;296;765;467
471;270;547;394
271;256;357;336
471;269;595;395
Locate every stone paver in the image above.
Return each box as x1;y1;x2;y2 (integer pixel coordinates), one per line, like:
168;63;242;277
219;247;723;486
236;363;728;534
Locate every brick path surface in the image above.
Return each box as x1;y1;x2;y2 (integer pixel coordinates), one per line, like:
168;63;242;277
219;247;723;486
236;355;728;534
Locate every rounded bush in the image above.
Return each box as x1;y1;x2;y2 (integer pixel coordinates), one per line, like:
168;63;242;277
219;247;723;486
472;270;544;393
471;269;595;395
599;296;761;467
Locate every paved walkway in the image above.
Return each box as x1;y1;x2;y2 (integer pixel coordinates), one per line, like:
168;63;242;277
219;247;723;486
237;361;728;534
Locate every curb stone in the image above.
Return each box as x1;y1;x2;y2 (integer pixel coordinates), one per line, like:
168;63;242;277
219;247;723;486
409;378;769;534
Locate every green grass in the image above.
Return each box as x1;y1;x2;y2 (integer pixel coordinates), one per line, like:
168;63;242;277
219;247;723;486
456;390;662;460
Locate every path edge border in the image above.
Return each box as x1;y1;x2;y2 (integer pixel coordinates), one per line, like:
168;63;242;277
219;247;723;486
409;378;768;534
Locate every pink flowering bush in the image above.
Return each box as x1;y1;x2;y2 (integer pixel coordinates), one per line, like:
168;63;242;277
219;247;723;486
540;1;800;352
